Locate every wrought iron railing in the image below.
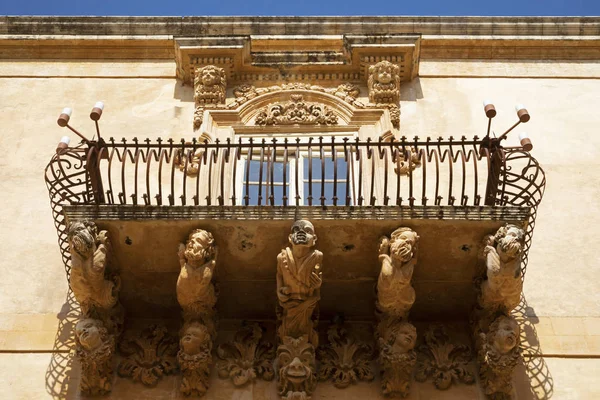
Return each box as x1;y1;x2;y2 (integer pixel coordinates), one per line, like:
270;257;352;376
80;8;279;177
45;136;545;278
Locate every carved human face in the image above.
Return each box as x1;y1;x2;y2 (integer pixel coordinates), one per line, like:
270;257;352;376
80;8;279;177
289;220;317;248
389;229;418;263
391;323;417;354
200;67;222;87
184;230;215;264
492;317;519;355
278;336;315;385
375;65;394;84
75;319;103;351
68;221;96;257
180;323;210;356
497;225;524;260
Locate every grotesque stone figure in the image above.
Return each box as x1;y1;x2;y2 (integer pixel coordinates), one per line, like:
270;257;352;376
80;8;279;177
368;60;401;104
479;224;525;314
178;321;213;397
193;65;226;105
177;228;218;333
276;220;323;347
477;316;521;400
277;335;317;400
378;321;417;398
376;227;419;321
75;318;115;396
68;220;121;324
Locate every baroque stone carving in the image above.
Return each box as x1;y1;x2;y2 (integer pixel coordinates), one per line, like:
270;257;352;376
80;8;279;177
395;146;421;176
68;220;124;334
194;65;226;105
376;227;419;322
318;323;374;389
255;95;338;126
178;321;213;396
74;318;116;396
415;325;475;390
368;60;401;104
277;335;317;400
216;323;275;386
478;224;525;315
176;228;219;396
477;316;521;400
276;220;322;347
378;321;417;397
117;324;178;387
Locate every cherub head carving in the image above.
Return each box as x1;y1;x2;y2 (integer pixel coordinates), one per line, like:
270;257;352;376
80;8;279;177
75;318;108;352
368;60;401;104
289;220;317;248
194;65;226;104
68;220;98;258
487;315;520;355
493;224;525;261
277;335;316;395
381;321;417;355
389;227;419;264
180;321;212;357
184;229;216;266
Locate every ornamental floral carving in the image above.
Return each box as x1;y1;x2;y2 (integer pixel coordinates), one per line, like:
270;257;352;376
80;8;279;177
255;95;338;126
216;323;275;386
415;325;475;390
378;321;417;397
74;318;116;396
368;60;401;104
317;324;374;389
476;315;521;400
277;335;317;400
117;324;178;387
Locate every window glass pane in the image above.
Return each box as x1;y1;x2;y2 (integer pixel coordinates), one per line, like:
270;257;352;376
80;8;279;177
273;161;288;183
243;184;260;204
273;185;285;206
247;159;289;183
248;160;262;182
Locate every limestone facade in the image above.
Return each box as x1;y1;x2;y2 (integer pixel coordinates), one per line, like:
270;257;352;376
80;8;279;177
0;16;599;400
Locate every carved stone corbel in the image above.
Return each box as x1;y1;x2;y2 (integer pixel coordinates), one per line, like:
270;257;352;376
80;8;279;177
368;60;401;104
176;228;219;396
375;227;419;397
276;220;322;399
472;224;525;399
216;323;275;386
193;65;226;130
317;323;374;389
68;220;124;395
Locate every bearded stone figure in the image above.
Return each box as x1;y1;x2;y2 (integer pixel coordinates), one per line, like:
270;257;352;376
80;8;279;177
376;227;419;321
177;228;218;332
368;60;401;104
277;335;317;400
276;220;323;347
378;321;417;398
479;224;525;315
75;318;116;396
193;65;226;105
178;321;213;397
477;316;521;400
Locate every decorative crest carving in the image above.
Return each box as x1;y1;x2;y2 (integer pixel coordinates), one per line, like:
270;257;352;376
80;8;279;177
216;323;275;386
415;325;475;390
368;60;401;104
317;323;374;389
255;95;338;126
74;318;116;396
277;335;317;400
117;324;178;387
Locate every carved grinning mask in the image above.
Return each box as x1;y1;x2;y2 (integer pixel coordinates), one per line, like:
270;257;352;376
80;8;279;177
75;318;104;351
68;220;97;258
490;316;520;355
278;336;316;389
389;228;418;263
289;220;317;247
184;229;215;264
200;66;223;87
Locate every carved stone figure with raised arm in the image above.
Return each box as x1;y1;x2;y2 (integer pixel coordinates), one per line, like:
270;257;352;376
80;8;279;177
479;224;525;314
74;318;116;396
176;228;218;396
276;220;323;347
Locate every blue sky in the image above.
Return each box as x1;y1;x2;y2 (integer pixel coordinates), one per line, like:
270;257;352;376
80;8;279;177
1;0;599;16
